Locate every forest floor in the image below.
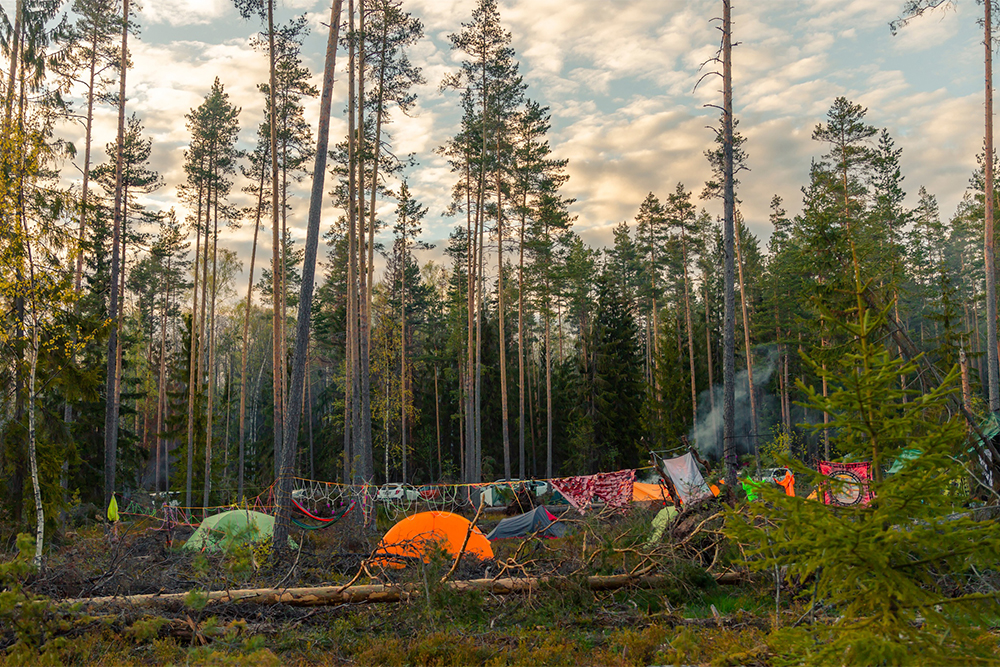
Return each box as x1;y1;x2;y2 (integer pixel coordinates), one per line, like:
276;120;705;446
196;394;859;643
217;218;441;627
0;500;990;666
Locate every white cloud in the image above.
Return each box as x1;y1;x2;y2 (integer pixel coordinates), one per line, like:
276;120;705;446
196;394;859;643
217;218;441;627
49;0;994;292
141;0;232;27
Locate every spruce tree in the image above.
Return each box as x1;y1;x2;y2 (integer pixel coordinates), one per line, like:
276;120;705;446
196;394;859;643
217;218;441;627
730;279;1000;665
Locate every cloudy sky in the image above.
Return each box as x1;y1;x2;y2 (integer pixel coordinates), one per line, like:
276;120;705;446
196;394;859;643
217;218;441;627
43;0;991;286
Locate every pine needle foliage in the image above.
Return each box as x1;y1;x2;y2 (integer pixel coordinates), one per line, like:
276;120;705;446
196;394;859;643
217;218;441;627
728;280;1000;666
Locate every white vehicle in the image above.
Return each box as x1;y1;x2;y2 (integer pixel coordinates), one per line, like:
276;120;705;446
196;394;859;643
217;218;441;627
376;483;419;502
525;480;551;497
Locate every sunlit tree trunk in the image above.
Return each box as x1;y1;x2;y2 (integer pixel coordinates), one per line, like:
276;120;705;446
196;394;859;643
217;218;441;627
721;0;737;489
103;0;130;508
985;0;999;413
344;0;357;484
275;0;343;546
267;0;285;489
359;0;375;483
203;181;220;515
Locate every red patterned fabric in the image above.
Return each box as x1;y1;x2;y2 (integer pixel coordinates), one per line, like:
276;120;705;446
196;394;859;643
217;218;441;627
551;470;635;514
818;460;873;506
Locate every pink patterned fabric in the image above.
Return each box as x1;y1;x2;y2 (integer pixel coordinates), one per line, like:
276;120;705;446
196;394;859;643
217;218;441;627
551;470;636;514
818;460;874;506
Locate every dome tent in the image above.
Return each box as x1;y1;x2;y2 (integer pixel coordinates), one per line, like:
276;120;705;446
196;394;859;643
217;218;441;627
374;511;493;568
486;506;566;540
183;510;296;552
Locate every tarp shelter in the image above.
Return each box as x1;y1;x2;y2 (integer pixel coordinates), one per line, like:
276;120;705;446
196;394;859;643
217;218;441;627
486;506;567;540
662;453;713;504
374;511;493;568
183;510;296;552
633;482;672;504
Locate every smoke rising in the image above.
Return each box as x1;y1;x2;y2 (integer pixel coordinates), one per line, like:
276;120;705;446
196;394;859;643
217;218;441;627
690;345;779;460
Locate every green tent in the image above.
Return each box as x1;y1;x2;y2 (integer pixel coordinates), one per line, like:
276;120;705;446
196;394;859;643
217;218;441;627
183;510;296;552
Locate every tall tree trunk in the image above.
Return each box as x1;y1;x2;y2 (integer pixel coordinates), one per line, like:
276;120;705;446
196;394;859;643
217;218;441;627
156;258;171;493
518;194;526;480
475;185;484;483
275;0;343;547
28;327;42;565
681;230;697;424
465;153;475;484
528;345;538;477
545;303;553;479
734;214;759;472
307;352;314;479
359;0;375;484
103;0;130;508
434;365;442;481
74;18;101;292
774;306;785;433
114;221;127;414
783;342;791;433
203;183;220;515
458;363;465;481
704;277;715;416
401;222;408;484
185;192;202;511
267;0;285;489
985;0;999;413
721;0;737;490
238;155;266;501
497;133;511;481
344;0;358;484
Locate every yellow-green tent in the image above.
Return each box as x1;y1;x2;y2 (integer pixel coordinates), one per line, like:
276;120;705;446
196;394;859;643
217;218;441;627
183;510;296;552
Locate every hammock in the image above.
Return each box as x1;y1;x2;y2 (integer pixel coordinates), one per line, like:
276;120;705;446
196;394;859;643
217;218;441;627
291;498;356;530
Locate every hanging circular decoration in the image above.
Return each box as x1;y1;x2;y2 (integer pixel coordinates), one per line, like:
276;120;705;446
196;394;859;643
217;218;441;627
828;470;864;506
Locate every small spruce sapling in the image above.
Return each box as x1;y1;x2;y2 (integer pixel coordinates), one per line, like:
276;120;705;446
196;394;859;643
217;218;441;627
728;282;1000;666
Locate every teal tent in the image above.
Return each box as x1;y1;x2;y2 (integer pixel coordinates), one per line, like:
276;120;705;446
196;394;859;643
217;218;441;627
183;510;296;552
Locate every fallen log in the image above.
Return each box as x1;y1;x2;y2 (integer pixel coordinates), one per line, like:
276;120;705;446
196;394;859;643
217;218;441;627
64;571;744;609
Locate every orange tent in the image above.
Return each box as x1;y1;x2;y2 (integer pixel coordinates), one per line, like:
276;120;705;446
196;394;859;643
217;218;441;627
633;482;673;504
373;511;493;568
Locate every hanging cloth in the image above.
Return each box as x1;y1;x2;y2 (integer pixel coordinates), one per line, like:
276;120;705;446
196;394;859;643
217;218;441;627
107;495;119;523
776;470;795;497
818;460;873;506
550;470;635;514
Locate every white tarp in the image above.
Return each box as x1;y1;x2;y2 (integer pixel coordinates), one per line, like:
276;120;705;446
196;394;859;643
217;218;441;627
662;453;712;504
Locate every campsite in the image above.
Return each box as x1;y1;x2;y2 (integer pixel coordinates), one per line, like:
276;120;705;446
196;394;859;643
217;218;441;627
7;0;1000;664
